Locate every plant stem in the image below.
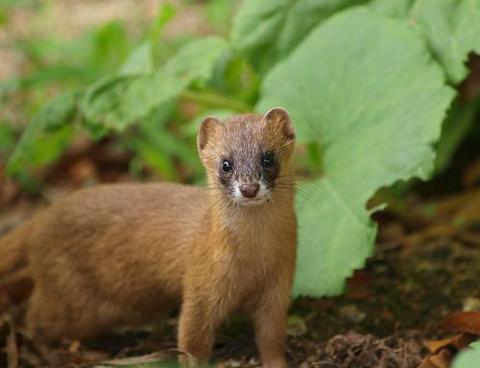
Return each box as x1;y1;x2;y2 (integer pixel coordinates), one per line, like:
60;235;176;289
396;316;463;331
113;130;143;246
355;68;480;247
180;90;252;113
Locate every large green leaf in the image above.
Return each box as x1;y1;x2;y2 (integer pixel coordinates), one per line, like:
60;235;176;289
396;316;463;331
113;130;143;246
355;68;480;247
0;122;16;155
6;91;79;179
81;37;227;131
119;42;154;76
80;72;180;131
371;0;480;83
231;0;369;73
453;341;480;368
163;36;227;85
257;7;454;296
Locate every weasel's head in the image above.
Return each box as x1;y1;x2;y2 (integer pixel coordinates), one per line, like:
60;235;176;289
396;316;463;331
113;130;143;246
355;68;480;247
198;107;295;207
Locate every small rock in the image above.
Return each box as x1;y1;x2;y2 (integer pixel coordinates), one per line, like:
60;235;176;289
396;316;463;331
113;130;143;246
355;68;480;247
287;315;307;336
338;304;366;323
463;297;480;312
248;357;258;365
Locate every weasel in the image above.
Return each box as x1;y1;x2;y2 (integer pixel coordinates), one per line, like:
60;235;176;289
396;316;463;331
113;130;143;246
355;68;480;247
0;108;297;367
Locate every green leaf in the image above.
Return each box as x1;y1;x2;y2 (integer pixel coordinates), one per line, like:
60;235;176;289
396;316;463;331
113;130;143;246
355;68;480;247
257;7;454;296
471;341;480;349
150;3;177;42
0;122;16;155
91;21;129;71
81;73;180;132
369;0;416;17
119;42;154;76
372;0;480;83
453;341;480;368
129;138;178;181
164;36;227;86
205;0;235;34
6;91;78;178
231;0;369;73
128;101;193;180
81;37;227;132
411;0;480;83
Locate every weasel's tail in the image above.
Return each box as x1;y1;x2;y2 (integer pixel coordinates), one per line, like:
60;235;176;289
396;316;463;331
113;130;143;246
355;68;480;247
0;222;33;309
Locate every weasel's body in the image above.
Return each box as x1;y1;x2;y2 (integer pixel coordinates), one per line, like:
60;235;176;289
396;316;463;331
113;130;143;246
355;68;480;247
0;109;297;367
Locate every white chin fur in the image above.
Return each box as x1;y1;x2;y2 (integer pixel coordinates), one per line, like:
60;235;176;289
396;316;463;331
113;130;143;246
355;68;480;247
233;181;269;206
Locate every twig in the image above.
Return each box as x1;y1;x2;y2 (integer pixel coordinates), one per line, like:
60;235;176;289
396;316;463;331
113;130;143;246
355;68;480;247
6;316;18;368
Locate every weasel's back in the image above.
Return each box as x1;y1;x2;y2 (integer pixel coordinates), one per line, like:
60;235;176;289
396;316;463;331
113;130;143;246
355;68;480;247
58;182;207;220
25;182;209;321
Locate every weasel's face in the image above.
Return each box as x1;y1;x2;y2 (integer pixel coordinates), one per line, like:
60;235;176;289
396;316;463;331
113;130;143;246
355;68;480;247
217;148;279;206
198;108;295;207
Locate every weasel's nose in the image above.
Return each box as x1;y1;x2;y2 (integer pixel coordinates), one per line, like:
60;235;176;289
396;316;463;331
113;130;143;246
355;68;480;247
239;183;259;198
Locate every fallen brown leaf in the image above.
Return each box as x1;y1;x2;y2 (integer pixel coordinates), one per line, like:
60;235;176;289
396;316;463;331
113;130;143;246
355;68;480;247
439;312;480;335
425;334;475;354
68;340;81;353
418;312;480;368
425;335;461;354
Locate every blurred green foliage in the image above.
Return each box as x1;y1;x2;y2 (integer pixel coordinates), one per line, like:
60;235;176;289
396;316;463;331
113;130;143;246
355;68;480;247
1;0;480;297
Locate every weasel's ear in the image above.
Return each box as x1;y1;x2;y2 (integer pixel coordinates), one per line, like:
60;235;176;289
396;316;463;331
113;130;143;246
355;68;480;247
263;107;295;141
197;116;221;152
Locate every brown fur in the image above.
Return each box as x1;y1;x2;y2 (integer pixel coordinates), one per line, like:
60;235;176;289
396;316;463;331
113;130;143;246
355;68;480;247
0;109;297;367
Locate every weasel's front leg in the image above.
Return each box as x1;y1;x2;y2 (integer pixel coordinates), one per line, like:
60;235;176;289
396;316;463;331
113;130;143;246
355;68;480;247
177;291;229;367
251;283;291;368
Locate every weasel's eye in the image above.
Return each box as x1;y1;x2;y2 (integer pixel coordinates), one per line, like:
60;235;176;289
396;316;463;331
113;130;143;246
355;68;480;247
261;152;275;168
222;160;233;172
